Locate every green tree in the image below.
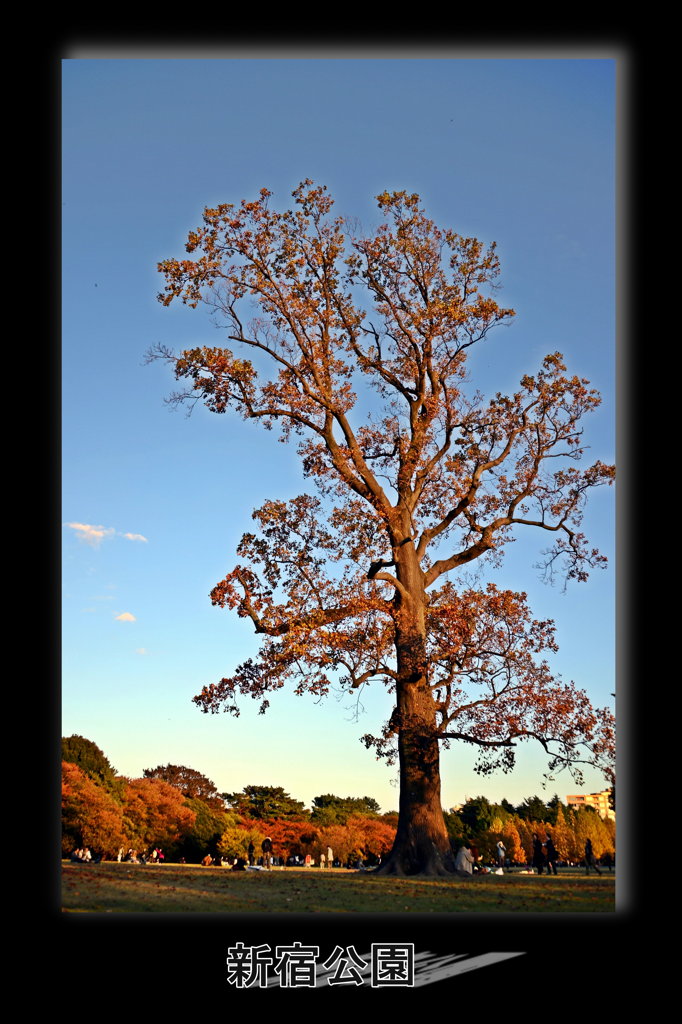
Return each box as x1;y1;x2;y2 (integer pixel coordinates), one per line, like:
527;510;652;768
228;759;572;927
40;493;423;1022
62;735;123;799
170;799;235;862
311;794;381;825
223;785;308;820
443;809;465;844
490;801;511;823
545;793;568;826
458;796;495;835
516;795;550;822
218;823;266;862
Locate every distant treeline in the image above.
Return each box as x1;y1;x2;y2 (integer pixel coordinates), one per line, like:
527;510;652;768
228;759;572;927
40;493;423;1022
62;735;615;865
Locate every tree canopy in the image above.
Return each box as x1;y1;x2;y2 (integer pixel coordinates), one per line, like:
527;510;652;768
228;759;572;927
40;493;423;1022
222;785;307;820
172;798;235;861
516;795;552;822
142;763;225;809
457;796;497;835
62;735;123;797
152;181;615;875
122;778;197;850
310;794;381;825
62;761;126;856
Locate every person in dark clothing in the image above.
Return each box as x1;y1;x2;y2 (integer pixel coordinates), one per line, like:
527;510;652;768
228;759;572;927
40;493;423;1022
532;833;546;874
584;838;602;875
261;837;273;870
545;835;559;875
247;841;255;866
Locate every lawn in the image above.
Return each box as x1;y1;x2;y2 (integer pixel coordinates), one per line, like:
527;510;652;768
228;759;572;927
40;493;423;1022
61;862;615;913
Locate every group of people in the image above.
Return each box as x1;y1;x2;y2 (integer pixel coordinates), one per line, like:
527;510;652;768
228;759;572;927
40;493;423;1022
455;834;605;876
454;834;558;875
115;847;165;864
70;837;608;875
243;837;275;869
454;839;512;875
202;853;228;867
70;846;166;864
531;833;560;874
241;840;337;870
70;847;98;863
532;834;603;875
196;839;359;871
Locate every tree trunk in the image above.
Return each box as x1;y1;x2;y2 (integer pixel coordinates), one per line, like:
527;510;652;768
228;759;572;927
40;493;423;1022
374;544;457;876
374;665;457;875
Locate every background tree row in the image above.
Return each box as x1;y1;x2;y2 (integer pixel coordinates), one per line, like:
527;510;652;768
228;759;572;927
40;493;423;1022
62;736;614;864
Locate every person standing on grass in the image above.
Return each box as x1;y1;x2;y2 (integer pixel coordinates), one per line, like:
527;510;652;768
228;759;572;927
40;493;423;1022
496;840;506;869
532;833;546;874
545;835;559;875
584;838;602;875
262;836;273;870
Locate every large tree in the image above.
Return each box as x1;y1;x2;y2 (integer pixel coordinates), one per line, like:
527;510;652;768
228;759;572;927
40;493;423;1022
152;181;615;876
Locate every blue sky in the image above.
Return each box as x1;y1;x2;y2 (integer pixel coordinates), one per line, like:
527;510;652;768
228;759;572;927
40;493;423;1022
62;55;618;813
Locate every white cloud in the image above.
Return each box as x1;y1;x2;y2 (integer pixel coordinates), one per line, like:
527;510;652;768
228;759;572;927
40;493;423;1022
115;612;136;622
66;522;115;547
122;532;148;542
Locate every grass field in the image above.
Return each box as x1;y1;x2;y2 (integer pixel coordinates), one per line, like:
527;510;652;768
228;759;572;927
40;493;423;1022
62;862;615;913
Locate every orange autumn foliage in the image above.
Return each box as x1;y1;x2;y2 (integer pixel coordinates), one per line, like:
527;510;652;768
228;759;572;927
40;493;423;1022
62;761;126;857
122;777;196;849
152;182;615;875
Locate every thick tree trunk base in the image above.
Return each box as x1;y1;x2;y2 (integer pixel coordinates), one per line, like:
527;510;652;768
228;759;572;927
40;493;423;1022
370;863;467;879
370;843;460;879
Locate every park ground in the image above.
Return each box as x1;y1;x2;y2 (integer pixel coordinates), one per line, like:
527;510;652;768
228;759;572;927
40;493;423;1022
62;862;615;913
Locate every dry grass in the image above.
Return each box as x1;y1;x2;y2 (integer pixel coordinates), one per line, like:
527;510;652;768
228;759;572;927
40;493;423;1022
62;862;615;914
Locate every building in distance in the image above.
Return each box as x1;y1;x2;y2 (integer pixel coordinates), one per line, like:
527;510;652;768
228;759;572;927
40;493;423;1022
566;789;615;821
